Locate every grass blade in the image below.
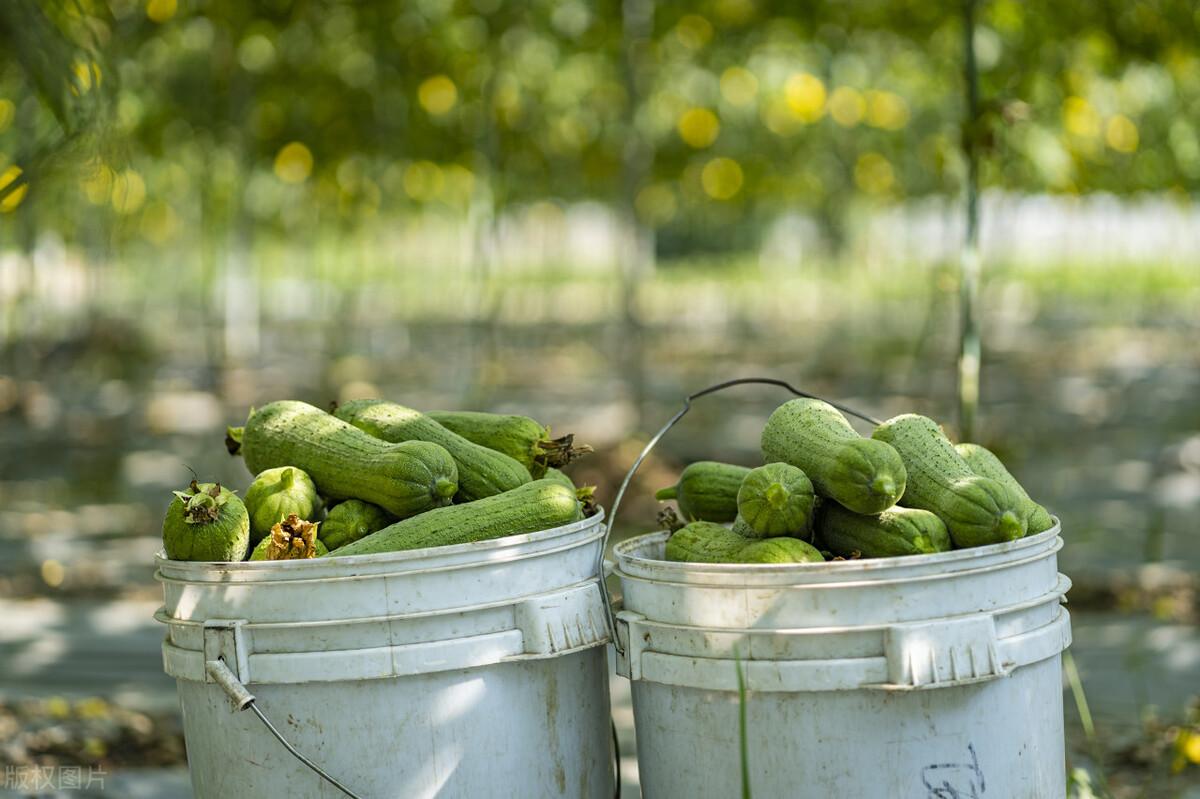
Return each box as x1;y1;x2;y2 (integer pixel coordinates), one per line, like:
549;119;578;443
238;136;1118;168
735;646;751;799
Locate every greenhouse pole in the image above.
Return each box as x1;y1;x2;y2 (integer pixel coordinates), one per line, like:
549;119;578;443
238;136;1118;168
619;0;654;429
958;0;982;441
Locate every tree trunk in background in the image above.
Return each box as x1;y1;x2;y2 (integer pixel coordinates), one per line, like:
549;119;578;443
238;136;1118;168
619;0;654;430
958;0;982;441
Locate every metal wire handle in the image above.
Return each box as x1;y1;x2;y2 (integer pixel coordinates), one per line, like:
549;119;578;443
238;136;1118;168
596;377;883;655
247;679;622;799
249;702;363;798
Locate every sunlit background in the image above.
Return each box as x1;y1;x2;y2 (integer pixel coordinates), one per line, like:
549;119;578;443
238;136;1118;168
1;0;1198;796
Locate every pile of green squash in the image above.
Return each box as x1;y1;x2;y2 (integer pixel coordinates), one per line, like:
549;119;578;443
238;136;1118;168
657;398;1054;565
160;399;594;562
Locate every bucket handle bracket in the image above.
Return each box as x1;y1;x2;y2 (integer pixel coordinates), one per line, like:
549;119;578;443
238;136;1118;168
202;620;365;799
884;613;1008;689
203;618;250;684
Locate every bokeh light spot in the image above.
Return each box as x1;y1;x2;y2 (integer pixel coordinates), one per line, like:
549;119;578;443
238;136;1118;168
785;73;826;122
141;202;181;244
1063;96;1100;138
866;91;910;130
238;34;276;73
274;142;313;184
41;559;65;588
1106;114;1139;153
72;62;101;94
418;75;458;116
675;15;714;49
635;183;677;226
1184;730;1200;765
442;164;476;207
82;163;115;205
1;166;28;213
713;0;755;24
720;67;758;107
403;161;445;201
829;86;866;127
701;157;743;200
111;170;146;214
146;0;177;23
855;152;895;194
678;108;720;148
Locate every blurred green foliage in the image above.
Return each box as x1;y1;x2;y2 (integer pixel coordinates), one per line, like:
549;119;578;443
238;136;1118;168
1;0;1198;250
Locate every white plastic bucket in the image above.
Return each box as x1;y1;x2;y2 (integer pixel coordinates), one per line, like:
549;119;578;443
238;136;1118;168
613;522;1072;799
155;511;614;799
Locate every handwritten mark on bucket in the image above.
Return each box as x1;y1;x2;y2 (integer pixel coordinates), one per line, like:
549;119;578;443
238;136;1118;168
922;743;985;798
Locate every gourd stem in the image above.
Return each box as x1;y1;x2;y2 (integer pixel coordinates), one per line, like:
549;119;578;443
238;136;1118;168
999;510;1024;541
225;426;244;456
872;476;896;498
765;482;789;510
537;434;594;469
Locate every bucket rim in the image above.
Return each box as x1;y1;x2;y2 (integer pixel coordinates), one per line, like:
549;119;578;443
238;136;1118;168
613;516;1061;583
155;507;605;581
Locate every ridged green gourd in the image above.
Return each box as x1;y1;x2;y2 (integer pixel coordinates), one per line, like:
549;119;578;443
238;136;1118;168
543;467;576;491
761;398;906;514
818;504;951;559
544;467;601;517
655;462;750;523
333;399;531;502
161;481;250;562
665;521;748;563
872;414;1027;547
730;515;757;538
319;500;393;551
955;443;1055;534
427;410;589;479
737;537;825;564
665;521;824;564
736;463;816;538
250;534;329;560
240;401;458;519
328;479;583;557
243;466;322;546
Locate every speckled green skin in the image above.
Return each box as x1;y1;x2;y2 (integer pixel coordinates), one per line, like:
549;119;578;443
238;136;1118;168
665;521;823;563
665;521;750;562
736;537;824;563
243;467;322;546
428;410;553;478
319;500;394;551
543;467;576;491
955;443;1055;534
329;479;582;556
730;515;756;538
250;535;329;560
335;400;531;502
242;401;458;519
736;463;816;538
161;485;250;562
761;399;906;514
873;414;1027;547
655;461;750;523
818;503;951;558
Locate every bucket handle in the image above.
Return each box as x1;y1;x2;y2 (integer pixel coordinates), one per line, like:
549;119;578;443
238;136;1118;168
597;377;882;655
206;658;365;798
